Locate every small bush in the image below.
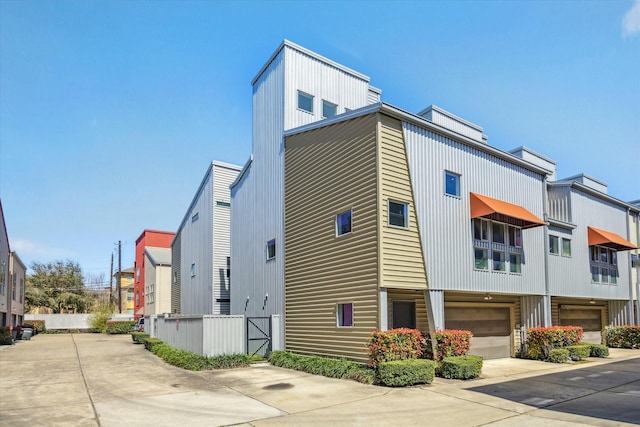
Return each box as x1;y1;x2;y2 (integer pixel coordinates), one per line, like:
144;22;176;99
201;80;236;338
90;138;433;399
589;343;609;358
421;330;473;361
439;355;483;379
378;359;436;387
131;332;150;344
0;326;12;345
88;303;115;333
367;328;423;367
526;326;584;360
566;345;590;361
549;348;569;363
106;321;136;334
29;320;46;334
143;337;163;352
268;351;375;384
605;326;640;349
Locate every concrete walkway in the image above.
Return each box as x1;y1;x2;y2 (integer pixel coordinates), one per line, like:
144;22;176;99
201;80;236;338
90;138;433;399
1;334;639;426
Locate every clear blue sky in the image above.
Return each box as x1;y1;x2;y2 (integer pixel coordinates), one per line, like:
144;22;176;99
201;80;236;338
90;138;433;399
1;0;639;285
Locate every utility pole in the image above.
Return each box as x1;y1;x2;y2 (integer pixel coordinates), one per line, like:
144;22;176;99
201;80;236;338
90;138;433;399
110;253;114;307
117;240;122;313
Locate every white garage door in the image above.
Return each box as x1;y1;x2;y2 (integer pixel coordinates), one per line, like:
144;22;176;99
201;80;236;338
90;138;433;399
445;307;511;359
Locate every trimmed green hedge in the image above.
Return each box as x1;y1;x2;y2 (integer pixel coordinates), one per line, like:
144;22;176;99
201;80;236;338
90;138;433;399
269;351;375;384
549;349;569;363
605;326;640;349
143;337;163;352
589;343;609;358
131;332;150;344
378;359;436;387
142;338;251;371
439;355;483;379
566;345;590;361
106;321;136;334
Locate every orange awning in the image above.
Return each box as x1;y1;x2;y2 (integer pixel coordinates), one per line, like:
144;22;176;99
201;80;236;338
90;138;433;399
470;192;546;229
588;226;638;251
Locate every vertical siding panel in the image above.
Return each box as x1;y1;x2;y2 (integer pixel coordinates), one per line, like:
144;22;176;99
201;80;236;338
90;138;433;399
171;232;181;314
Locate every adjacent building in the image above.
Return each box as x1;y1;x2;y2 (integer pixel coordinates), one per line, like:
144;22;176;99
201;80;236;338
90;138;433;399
0;200;26;327
115;267;135;314
144;247;172;316
134;230;175;319
172;161;240;315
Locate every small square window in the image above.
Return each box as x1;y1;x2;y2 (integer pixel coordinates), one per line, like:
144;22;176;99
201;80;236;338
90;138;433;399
474;248;488;270
388;201;408;228
549;236;559;255
510;252;522;273
191;263;196;277
493;250;506;271
322;100;337;118
561;238;571;257
444;171;460;197
298;91;313;113
266;239;276;260
336;209;352;236
337;303;353;327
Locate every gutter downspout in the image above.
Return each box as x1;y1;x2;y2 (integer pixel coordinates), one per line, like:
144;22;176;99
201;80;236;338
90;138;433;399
542;179;552;327
636;211;640;326
626;207;634;325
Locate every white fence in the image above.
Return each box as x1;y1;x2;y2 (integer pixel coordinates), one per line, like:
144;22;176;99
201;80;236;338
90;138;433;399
151;314;283;357
25;313;92;330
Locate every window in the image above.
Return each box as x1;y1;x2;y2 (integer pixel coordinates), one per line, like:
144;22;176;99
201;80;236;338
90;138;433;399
561;238;571;257
0;263;5;295
336;209;352;236
388;201;408;228
473;218;489;241
297;91;313;113
135;291;140;306
266;239;276;260
510;253;522;273
136;267;141;283
191;263;196;277
127;290;133;301
590;245;619;284
322;100;337;118
493;250;506;272
474;248;489;270
226;256;231;279
549;235;559;255
337;303;353;327
508;226;522;248
20;278;24;302
173;271;178;284
444;171;460;197
191;212;199;222
216;201;231;207
492;223;505;244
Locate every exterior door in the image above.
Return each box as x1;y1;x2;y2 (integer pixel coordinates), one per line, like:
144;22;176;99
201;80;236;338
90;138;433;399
392;301;416;329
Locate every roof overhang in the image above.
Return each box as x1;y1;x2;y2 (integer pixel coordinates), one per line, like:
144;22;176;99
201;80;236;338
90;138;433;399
470;192;546;229
587;226;638;251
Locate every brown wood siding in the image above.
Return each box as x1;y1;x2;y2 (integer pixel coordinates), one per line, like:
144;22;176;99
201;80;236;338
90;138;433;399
284;114;380;363
378;115;428;290
387;289;429;331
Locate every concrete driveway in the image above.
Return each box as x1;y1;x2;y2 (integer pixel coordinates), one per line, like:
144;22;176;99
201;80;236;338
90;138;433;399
0;334;638;426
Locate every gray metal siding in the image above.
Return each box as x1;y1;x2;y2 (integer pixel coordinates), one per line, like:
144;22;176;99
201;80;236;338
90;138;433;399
521;295;547;329
548;185;572;223
171;232;181;314
548;189;631;300
403;123;547;295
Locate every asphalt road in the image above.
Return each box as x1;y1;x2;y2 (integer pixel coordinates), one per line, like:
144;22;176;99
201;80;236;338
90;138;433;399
1;334;639;426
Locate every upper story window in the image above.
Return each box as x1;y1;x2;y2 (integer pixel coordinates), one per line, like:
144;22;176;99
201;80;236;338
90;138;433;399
388;201;409;228
444;171;461;197
266;239;276;260
473;218;523;274
192;212;199;222
590;246;618;285
562;238;571;257
136;267;141;283
549;235;559;255
322;100;337;119
216;201;231;208
336;209;352;236
297;91;314;113
191;263;197;277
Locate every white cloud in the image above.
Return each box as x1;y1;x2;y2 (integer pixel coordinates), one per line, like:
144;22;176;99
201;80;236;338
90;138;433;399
11;238;75;261
622;0;640;37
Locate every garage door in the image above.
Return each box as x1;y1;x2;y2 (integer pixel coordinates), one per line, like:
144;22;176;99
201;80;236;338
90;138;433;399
445;307;511;359
559;307;602;344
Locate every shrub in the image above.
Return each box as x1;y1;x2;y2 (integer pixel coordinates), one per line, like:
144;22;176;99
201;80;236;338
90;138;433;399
106;321;136;334
0;326;12;345
605;326;640;349
29;320;46;334
88;303;115;333
589;343;609;358
421;330;473;361
131;332;150;344
207;354;252;369
268;351;375;384
367;328;423;367
548;349;569;363
566;345;590;361
439;355;483;379
378;359;436;387
526;326;584;360
143;337;163;352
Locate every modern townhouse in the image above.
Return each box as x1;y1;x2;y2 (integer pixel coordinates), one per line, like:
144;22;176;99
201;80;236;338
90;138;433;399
9;251;26;326
172;161;240;315
630;200;640;324
230;40;381;346
144;247;172;316
0;201;26;327
134;229;175;319
0;200;10;326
